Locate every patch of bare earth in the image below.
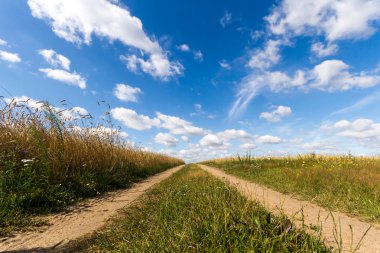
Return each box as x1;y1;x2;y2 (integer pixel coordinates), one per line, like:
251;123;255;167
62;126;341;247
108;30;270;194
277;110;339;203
0;165;184;252
199;164;380;253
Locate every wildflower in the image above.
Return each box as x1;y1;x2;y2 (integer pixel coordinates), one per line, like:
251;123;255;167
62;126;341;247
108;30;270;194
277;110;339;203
21;158;35;166
21;158;34;164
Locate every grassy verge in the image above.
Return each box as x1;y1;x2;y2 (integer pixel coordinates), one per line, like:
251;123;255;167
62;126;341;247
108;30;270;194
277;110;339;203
0;98;183;235
202;154;380;223
79;165;330;252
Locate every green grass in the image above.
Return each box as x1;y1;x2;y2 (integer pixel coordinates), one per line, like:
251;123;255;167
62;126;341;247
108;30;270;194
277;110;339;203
0;98;183;236
202;154;380;223
79;165;330;253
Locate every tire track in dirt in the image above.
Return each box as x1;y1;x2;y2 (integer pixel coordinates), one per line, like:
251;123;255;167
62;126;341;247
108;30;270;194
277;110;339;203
0;165;184;252
199;164;380;253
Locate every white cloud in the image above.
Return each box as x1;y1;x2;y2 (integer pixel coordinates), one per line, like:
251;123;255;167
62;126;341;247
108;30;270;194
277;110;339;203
28;0;161;53
216;129;253;141
311;42;339;57
219;59;231;69
193;50;203;62
310;60;380;91
120;53;183;80
333;119;380;140
220;11;232;28
0;38;7;46
59;106;89;120
200;134;224;147
181;136;189;142
320;118;380;149
240;143;256;150
301;141;335;150
162;144;230;163
266;0;380;41
229;70;302;117
39;68;87;89
177;44;190;52
260;105;292;123
28;0;182;79
113;83;141;103
0;50;21;63
5;96;44;110
257;135;282;144
154;132;179;147
5;96;88;121
73;126;128;139
39;49;71;70
230;60;380;117
110;107;160;131
156;112;205;135
248;40;282;70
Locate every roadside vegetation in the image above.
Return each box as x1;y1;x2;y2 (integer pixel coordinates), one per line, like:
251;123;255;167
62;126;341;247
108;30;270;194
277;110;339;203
80;165;330;252
0;98;183;235
202;154;380;223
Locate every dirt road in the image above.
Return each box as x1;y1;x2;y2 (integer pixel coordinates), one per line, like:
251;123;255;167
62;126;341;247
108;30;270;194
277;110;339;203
199;164;380;253
0;165;184;252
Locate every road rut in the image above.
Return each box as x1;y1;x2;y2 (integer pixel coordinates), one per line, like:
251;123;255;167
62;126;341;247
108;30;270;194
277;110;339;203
199;164;380;253
0;165;184;252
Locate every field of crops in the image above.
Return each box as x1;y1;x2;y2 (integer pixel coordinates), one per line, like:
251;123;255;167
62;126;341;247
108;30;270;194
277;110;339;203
0;98;183;235
202;154;380;223
79;165;330;252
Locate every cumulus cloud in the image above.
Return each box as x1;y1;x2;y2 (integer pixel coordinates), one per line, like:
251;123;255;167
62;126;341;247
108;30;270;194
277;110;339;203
331;119;380;141
156;112;205;135
120;53;183;80
39;49;70;70
0;38;7;46
177;44;190;52
260;105;292;123
5;96;88;121
28;0;182;79
39;68;87;89
266;0;380;41
200;134;224;147
181;136;189;142
73;126;128;139
110;107;205;135
257;135;282;144
113;83;141;103
0;50;21;63
230;60;380;117
248;40;282;70
28;0;161;53
310;60;380;91
240;143;256;150
216;129;253;141
311;42;339;57
60;106;89;120
301;141;335;151
154;132;179;147
110;107;160;131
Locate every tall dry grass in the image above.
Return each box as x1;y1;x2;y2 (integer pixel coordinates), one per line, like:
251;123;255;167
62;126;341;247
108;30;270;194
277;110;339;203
0;97;183;233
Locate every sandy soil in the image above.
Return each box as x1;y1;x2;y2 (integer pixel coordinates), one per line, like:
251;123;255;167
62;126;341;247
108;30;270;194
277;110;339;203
0;165;184;252
199;164;380;253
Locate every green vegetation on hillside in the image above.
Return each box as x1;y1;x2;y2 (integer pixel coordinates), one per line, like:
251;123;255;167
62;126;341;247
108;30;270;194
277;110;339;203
0;98;183;235
202;154;380;223
80;165;330;253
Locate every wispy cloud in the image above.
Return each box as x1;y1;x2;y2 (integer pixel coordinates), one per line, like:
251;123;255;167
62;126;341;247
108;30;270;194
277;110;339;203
331;89;380;116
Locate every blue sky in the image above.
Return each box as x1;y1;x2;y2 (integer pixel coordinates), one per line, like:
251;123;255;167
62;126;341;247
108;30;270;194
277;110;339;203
1;0;380;162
